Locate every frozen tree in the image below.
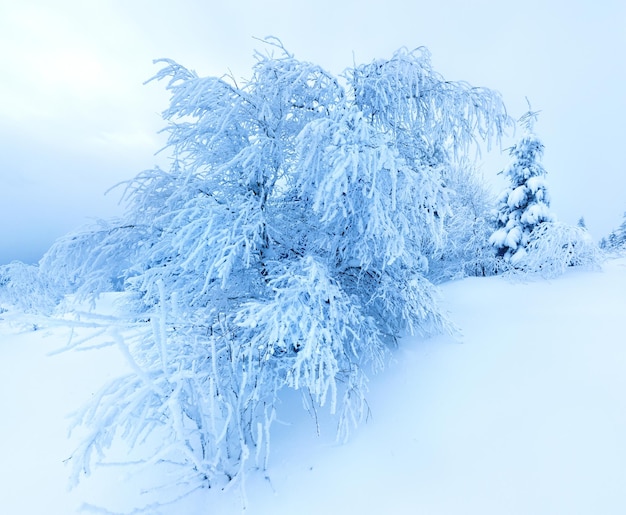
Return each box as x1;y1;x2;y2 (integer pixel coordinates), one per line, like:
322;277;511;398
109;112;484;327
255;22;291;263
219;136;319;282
0;261;53;314
488;109;600;275
515;221;600;277
34;40;509;498
603;212;626;251
490;110;554;264
428;161;505;282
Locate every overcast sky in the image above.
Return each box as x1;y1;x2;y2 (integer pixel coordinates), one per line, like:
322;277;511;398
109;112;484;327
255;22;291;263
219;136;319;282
1;0;625;264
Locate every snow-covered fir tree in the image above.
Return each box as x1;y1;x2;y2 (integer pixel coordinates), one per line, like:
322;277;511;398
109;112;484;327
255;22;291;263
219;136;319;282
490;110;554;264
603;211;626;250
9;39;511;496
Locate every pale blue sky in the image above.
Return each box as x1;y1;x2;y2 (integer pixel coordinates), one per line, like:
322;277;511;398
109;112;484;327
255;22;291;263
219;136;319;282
1;0;625;263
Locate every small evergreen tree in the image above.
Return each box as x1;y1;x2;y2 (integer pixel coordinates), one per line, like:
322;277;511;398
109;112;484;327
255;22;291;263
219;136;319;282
604;211;626;251
490;110;554;264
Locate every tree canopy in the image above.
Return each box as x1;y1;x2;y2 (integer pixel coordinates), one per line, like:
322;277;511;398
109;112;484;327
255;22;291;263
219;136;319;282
3;40;513;494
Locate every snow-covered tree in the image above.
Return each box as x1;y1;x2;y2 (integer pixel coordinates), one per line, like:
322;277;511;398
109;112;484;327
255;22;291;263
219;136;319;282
490;110;554;264
32;40;509;496
0;261;51;313
428;161;504;282
604;211;626;251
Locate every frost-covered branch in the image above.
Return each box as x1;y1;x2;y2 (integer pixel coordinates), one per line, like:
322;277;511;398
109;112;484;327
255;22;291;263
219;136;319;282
8;39;515;508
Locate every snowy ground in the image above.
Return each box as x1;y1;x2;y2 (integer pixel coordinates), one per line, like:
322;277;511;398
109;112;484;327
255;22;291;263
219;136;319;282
2;258;626;514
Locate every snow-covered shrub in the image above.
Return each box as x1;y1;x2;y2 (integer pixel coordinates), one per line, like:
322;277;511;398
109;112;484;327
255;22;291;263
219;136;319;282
429;163;506;282
0;261;59;314
38;219;140;303
602;211;626;253
0;219;140;314
41;40;510;496
511;221;600;277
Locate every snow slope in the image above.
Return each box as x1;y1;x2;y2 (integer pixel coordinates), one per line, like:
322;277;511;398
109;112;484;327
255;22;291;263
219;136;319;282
1;258;625;514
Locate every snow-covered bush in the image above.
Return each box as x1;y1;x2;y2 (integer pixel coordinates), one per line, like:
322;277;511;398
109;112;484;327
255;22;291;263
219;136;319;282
490;110;554;263
0;219;140;314
38;40;509;496
511;221;600;277
602;211;626;253
429;163;506;282
0;261;60;314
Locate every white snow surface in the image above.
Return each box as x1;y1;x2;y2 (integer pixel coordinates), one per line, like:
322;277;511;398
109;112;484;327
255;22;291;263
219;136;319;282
2;258;626;514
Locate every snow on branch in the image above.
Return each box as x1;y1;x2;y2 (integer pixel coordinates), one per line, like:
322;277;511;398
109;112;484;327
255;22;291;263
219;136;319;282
12;38;514;509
